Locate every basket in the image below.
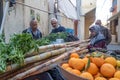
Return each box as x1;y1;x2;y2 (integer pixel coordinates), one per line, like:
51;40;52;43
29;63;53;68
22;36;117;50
58;62;88;80
58;52;116;80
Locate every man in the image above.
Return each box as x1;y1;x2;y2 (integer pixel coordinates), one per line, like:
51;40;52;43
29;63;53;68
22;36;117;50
51;18;65;33
22;20;42;40
95;19;112;45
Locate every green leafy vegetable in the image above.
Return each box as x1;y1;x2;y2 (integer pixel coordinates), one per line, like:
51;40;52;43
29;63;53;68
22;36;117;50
9;33;37;54
44;32;68;41
0;33;51;72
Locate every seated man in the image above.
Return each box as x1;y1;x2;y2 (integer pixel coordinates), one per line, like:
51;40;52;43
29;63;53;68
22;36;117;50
50;18;66;33
22;19;42;40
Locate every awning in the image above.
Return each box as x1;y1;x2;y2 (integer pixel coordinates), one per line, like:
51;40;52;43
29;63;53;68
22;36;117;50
108;11;120;21
58;0;77;20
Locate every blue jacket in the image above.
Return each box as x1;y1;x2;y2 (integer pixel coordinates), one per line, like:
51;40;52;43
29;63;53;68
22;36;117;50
22;28;42;40
51;26;65;33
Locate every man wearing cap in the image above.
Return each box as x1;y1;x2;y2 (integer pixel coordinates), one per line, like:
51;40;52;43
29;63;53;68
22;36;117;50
22;19;42;40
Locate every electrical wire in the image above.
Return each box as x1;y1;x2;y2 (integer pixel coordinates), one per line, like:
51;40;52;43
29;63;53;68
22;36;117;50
15;1;74;20
68;0;76;8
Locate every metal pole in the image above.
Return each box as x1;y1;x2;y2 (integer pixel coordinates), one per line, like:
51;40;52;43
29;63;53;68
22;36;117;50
56;0;61;24
76;0;81;39
0;1;9;34
0;1;3;27
48;0;55;33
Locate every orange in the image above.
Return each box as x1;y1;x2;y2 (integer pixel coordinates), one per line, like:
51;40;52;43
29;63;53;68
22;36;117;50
90;57;93;62
80;72;94;80
72;59;85;71
94;72;103;78
105;57;117;67
100;63;116;78
70;53;79;58
82;57;89;65
95;77;107;80
61;63;70;69
87;63;99;75
114;71;120;79
71;69;81;76
65;67;72;72
109;78;120;80
68;58;76;68
91;57;105;67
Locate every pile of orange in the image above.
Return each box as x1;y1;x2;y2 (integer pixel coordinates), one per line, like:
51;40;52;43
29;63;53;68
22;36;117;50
61;52;120;80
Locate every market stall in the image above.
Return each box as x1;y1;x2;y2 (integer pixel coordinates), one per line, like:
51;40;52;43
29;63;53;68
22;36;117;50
0;33;120;80
0;33;89;80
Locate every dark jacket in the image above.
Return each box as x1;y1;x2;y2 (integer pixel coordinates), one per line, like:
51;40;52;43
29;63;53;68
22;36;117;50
51;26;65;33
100;26;112;45
22;28;42;40
88;39;106;49
89;26;112;45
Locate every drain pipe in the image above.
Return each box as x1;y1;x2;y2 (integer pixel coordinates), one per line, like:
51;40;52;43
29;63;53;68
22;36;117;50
0;0;9;34
76;0;81;39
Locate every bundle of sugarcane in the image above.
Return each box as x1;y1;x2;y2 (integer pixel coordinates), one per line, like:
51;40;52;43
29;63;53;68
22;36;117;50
9;45;88;80
5;47;72;73
1;40;88;73
0;54;60;80
0;39;89;80
25;39;90;57
25;43;66;57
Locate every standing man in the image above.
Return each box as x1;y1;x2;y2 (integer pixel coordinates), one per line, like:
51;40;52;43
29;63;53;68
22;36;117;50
22;19;42;40
95;19;112;45
50;18;65;33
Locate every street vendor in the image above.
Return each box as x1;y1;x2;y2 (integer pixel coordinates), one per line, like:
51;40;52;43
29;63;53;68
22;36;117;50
95;19;112;45
50;18;66;33
22;19;42;40
88;25;107;49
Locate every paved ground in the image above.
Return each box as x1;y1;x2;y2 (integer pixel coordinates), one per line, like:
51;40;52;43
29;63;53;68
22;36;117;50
107;44;120;50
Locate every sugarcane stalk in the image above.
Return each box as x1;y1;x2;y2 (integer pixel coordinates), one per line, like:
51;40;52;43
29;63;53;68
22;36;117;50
78;49;89;55
67;39;90;47
23;64;58;79
6;47;71;73
9;46;84;80
78;43;89;48
25;44;66;57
